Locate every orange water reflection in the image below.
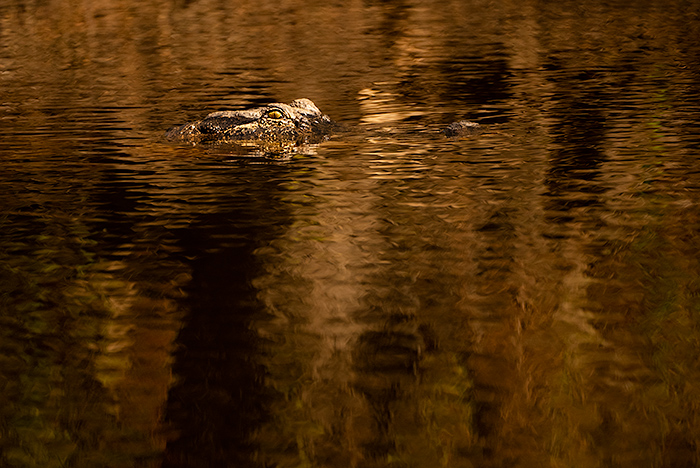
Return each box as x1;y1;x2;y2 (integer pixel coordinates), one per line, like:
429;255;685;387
1;0;700;466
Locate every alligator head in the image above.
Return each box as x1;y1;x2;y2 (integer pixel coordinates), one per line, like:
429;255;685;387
165;98;334;148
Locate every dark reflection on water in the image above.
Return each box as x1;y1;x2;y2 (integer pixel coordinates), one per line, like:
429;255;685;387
2;0;700;467
162;173;282;467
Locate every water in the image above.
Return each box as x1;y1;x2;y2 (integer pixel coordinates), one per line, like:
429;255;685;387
2;0;700;467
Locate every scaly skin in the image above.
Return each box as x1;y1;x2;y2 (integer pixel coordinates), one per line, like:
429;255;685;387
165;98;334;144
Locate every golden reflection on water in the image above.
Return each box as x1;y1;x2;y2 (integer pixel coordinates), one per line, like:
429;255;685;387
1;0;700;466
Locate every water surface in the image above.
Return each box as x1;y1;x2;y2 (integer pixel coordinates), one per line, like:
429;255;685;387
2;0;700;467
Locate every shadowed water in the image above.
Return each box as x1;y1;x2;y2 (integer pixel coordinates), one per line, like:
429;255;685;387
1;0;700;467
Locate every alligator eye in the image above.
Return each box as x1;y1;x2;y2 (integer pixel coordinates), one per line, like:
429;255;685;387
267;109;284;119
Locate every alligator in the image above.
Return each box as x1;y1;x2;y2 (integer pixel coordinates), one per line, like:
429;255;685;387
165;98;480;154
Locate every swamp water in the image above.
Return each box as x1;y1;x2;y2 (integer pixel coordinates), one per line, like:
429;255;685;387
1;0;700;466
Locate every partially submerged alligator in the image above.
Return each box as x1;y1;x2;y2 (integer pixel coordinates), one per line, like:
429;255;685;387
166;98;480;153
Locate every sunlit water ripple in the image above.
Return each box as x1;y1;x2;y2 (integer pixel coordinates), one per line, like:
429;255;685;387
2;0;700;467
